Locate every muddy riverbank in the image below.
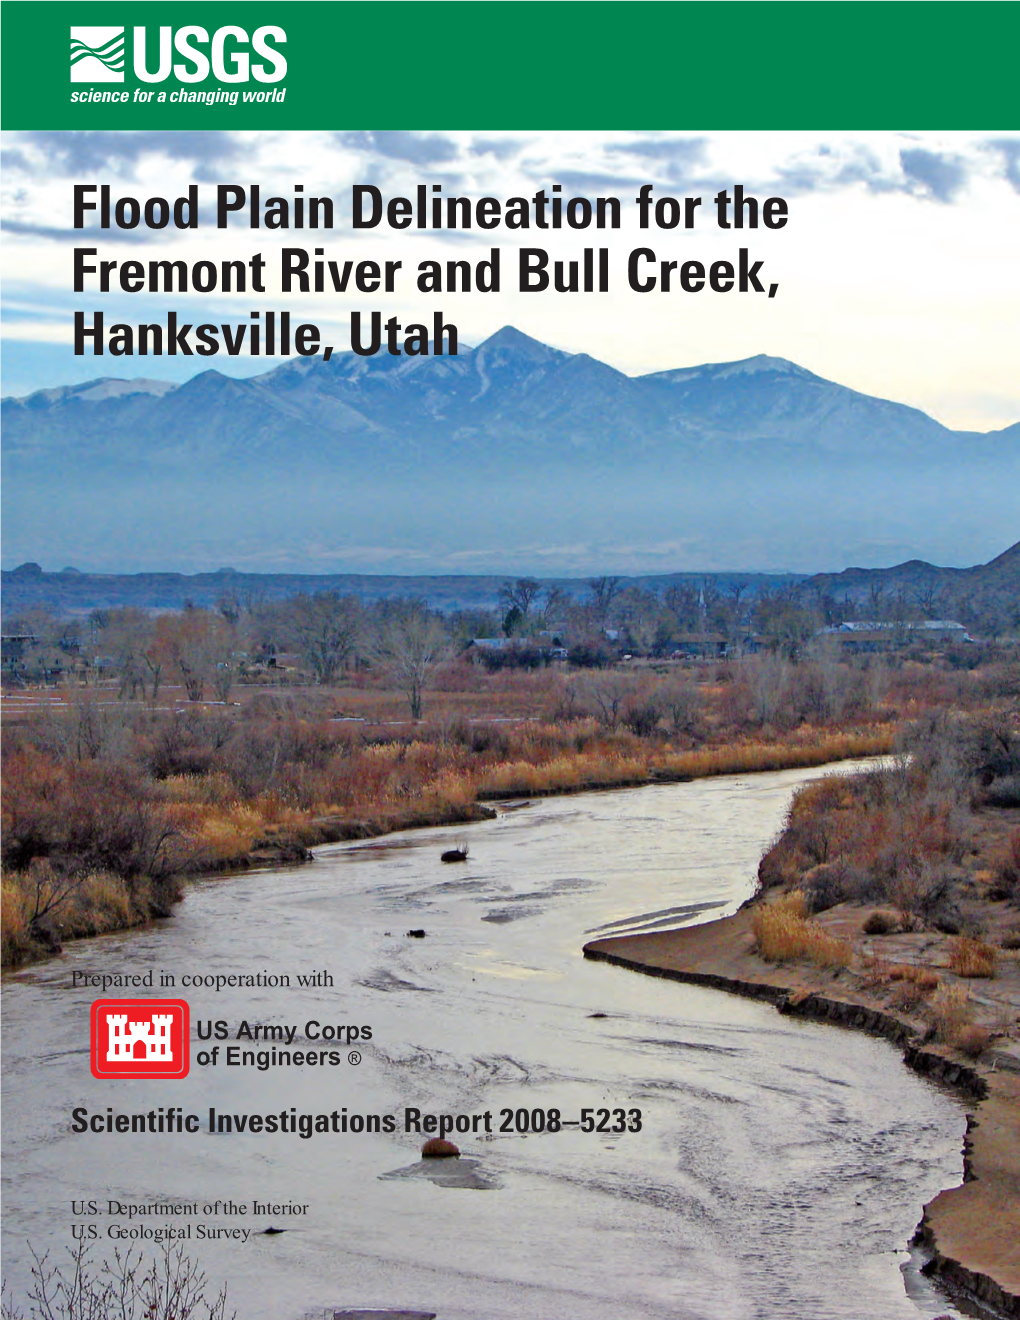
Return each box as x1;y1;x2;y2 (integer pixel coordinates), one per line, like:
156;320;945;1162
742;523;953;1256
584;910;1020;1317
2;763;977;1319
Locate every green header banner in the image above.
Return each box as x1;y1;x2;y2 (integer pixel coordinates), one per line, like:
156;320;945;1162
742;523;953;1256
1;0;1018;130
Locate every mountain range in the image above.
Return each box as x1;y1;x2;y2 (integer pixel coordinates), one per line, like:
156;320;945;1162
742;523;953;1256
2;326;1017;574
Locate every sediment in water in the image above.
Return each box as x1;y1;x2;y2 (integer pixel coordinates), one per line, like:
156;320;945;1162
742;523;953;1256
583;912;1020;1319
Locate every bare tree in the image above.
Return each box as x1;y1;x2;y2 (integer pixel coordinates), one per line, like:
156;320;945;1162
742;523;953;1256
914;584;942;619
726;580;749;609
499;578;542;636
578;671;635;729
664;581;700;632
499;577;541;617
587;576;623;625
374;604;448;720
2;1241;234;1320
95;608;154;700
658;678;703;736
283;592;361;685
542;585;568;623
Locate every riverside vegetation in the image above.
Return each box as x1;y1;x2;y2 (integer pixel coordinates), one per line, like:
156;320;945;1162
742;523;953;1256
2;590;1017;968
581;706;1020;1314
750;709;1020;1055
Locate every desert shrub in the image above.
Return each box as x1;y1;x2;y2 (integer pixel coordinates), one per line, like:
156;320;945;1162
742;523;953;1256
991;830;1020;900
656;679;704;737
947;936;997;978
2;752;181;882
622;700;662;738
890;861;965;931
567;643;614;669
1;878;34;966
984;775;1020;808
476;644;549;672
464;723;512;757
1001;926;1020;950
863;909;901;935
954;1024;993;1058
802;859;887;912
144;712;222;779
889;980;928;1013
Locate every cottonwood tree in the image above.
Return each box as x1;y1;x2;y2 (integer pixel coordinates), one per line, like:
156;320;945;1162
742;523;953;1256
664;582;700;633
499;578;541;635
374;603;449;720
95;608;154;700
283;592;361;685
588;576;623;626
615;585;661;654
152;612;236;702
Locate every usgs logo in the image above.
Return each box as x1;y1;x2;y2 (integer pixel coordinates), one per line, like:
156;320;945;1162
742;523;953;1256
70;25;287;84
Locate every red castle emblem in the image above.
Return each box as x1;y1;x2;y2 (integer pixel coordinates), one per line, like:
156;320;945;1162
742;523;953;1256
90;999;190;1079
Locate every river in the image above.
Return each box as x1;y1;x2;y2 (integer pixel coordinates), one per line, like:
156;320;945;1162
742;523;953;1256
1;762;973;1320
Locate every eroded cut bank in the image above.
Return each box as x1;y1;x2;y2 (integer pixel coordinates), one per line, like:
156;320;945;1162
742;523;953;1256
584;909;1020;1319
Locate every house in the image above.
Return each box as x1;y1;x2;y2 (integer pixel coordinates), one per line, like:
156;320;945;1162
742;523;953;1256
669;632;729;659
817;620;973;651
1;634;39;672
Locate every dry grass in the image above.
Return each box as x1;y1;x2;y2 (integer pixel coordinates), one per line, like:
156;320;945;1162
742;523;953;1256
859;957;940;1003
654;728;895;782
1;879;32;965
930;982;972;1044
889;979;930;1013
946;936;997;978
888;963;941;990
476;751;648;796
1;867;163;967
751;892;853;970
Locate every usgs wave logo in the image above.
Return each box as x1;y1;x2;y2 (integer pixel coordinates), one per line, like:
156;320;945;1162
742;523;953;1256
70;25;287;84
70;27;126;81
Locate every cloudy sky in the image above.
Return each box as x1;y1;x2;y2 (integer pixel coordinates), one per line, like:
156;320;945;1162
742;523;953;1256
2;128;1018;431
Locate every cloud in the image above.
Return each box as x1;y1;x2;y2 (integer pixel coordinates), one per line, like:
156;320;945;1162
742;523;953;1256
899;148;968;202
2;130;245;180
987;137;1020;192
620;136;708;164
337;130;459;166
546;169;648;195
1;218;154;244
614;136;709;184
469;137;527;161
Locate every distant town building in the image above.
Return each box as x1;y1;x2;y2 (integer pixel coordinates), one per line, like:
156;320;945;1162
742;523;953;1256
1;634;39;670
817;620;973;650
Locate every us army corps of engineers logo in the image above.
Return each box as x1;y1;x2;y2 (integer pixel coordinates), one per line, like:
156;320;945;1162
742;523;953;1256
90;999;190;1079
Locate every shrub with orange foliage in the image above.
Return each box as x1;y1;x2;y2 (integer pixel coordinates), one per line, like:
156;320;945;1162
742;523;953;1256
947;936;997;978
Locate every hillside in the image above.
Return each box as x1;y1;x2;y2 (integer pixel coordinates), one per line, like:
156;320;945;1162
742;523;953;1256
2;328;1016;574
807;541;1020;624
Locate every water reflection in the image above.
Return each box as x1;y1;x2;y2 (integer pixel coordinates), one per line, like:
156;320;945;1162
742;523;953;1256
2;764;970;1319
